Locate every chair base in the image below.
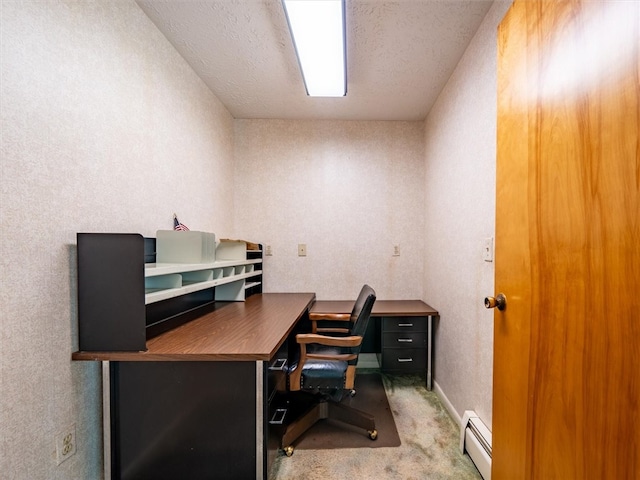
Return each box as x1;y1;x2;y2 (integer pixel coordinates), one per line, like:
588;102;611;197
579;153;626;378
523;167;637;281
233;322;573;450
281;396;377;454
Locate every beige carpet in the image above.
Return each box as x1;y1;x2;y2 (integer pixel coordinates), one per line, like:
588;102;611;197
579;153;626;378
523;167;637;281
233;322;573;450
269;374;482;480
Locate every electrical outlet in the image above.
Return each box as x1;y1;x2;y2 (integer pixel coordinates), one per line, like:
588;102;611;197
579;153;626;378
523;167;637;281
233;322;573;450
265;245;273;256
393;245;400;256
56;424;76;465
298;244;307;256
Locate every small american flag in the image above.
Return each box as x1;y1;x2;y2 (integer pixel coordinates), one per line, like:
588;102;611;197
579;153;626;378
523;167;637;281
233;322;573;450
173;214;190;231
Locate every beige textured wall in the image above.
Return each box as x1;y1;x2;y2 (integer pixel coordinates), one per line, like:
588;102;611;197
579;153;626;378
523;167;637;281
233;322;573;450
233;120;425;300
0;1;234;478
423;0;512;429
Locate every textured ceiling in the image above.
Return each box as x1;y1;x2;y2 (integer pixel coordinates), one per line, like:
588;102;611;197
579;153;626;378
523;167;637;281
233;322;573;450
136;0;494;121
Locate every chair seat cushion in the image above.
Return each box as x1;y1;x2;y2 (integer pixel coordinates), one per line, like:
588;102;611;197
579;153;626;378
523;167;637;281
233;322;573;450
302;359;348;378
300;359;348;390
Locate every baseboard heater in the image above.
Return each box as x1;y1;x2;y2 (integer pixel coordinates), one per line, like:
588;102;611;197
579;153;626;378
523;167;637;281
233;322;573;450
459;410;492;480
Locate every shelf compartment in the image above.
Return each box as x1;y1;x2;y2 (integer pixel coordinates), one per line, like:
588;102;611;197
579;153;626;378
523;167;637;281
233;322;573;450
216;279;245;301
146;280;217;305
145;274;182;294
216;240;246;261
146;262;216;277
182;270;214;285
229;271;262;282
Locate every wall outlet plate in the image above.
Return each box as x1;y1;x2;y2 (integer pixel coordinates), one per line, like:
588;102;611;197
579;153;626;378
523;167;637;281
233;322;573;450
56;424;77;465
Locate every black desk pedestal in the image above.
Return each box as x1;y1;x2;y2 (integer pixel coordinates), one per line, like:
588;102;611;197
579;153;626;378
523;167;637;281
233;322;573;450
107;361;266;480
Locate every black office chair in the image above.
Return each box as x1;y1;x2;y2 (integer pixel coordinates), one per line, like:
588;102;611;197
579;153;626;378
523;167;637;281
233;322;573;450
281;284;377;456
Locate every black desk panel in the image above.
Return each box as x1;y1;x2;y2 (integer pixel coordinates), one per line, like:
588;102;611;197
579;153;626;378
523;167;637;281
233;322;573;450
111;361;256;480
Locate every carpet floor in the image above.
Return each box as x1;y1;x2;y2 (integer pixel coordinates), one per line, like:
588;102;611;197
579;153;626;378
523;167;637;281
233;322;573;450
269;374;482;480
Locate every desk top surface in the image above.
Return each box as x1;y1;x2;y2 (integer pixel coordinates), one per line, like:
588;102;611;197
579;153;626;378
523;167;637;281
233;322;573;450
72;293;315;362
310;299;438;317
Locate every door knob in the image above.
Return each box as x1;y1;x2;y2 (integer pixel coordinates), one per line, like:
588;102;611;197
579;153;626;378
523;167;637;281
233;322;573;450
484;293;507;311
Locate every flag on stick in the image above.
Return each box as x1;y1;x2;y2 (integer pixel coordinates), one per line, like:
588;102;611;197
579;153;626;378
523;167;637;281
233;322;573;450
173;214;190;231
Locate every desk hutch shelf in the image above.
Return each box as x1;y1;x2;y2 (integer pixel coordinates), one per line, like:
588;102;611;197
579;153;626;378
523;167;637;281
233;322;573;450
76;232;263;352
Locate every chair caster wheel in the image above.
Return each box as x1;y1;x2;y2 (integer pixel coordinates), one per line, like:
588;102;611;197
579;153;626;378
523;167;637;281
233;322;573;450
283;446;294;457
368;430;378;440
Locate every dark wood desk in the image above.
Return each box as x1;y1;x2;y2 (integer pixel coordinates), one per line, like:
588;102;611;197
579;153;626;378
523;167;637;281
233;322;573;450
73;293;315;480
310;300;439;390
73;293;315;361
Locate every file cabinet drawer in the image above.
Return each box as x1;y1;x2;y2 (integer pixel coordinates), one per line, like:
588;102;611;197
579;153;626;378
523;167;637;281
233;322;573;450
381;348;427;371
382;331;427;348
382;316;427;332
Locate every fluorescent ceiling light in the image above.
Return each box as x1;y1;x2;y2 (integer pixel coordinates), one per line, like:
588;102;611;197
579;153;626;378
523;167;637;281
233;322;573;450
283;0;346;97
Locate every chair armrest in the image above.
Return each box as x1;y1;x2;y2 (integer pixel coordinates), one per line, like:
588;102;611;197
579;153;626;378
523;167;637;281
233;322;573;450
296;333;362;348
315;327;351;334
308;313;351;321
308;312;351;333
289;332;361;391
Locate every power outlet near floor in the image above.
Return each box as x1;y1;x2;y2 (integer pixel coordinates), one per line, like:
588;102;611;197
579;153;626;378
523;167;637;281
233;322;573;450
56;424;77;465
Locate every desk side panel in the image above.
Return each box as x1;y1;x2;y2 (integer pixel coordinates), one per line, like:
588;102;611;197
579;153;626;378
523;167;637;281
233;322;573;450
110;361;256;480
77;233;146;351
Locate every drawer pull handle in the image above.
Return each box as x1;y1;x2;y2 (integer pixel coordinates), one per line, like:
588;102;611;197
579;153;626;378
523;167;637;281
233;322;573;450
269;408;287;425
397;338;413;343
398;323;413;327
397;358;413;363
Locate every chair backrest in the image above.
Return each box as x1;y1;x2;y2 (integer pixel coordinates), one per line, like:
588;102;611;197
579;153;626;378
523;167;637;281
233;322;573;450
349;284;376;340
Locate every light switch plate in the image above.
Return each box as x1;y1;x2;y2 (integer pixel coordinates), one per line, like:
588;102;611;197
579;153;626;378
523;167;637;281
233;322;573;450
483;237;493;262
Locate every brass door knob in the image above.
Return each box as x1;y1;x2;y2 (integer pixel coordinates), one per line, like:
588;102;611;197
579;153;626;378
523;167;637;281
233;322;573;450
484;293;507;311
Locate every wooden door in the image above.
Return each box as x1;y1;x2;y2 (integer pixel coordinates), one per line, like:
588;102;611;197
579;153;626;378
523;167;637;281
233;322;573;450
494;1;639;478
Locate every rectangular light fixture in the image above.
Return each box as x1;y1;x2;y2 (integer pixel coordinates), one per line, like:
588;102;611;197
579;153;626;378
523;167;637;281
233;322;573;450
283;0;346;97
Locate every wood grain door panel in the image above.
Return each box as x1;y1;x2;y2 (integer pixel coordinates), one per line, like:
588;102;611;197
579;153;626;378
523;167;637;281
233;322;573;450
494;1;639;478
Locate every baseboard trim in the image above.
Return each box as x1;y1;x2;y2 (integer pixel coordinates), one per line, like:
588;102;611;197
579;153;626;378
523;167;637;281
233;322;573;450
434;382;491;480
433;380;462;427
